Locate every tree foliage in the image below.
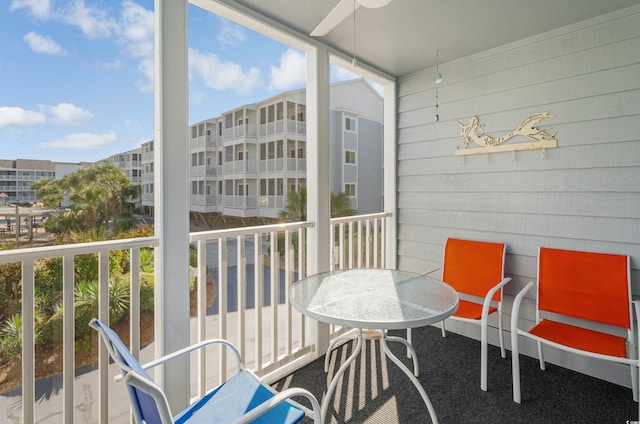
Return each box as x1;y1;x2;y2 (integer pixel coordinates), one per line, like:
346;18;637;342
279;187;307;221
330;191;355;218
32;163;140;235
279;187;355;222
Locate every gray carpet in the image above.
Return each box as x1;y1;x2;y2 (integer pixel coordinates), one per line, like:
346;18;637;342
273;325;638;423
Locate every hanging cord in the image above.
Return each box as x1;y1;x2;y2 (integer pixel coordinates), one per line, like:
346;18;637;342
352;0;357;67
434;49;439;121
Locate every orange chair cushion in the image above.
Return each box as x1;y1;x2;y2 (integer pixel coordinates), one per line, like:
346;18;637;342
529;319;627;358
538;248;630;329
443;238;506;300
451;299;497;320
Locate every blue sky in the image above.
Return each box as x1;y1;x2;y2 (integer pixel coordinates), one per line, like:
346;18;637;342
0;0;364;163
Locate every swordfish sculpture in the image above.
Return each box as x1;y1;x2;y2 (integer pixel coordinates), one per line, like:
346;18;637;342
455;112;557;149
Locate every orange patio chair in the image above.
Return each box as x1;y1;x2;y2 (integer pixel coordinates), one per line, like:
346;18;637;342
418;237;511;391
511;247;639;418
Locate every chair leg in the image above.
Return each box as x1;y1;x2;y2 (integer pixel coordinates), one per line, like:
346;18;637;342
498;307;506;358
537;341;546;371
637;365;640;421
480;319;488;391
511;330;522;403
441;320;447;337
631;362;639;402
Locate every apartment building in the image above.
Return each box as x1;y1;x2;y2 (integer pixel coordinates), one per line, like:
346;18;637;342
140;78;383;218
98;148;143;184
97;148;143;206
0;159;88;205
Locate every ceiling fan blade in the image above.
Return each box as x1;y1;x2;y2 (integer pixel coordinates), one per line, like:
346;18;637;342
310;0;360;37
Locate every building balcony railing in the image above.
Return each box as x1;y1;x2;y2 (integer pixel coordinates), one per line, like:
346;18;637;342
191;164;219;177
223;159;257;174
224;194;258;209
190;193;220;206
0;212;391;423
222;124;257;142
258;119;306;137
190;135;220;150
258;158;306;173
258;195;285;210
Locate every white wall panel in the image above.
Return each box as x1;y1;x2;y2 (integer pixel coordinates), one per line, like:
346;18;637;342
396;5;640;387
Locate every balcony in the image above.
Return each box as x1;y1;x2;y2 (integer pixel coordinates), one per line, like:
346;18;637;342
222;124;257;142
0;212;636;423
0;213;393;422
223;159;258;175
258;158;306;174
190;135;220;150
4;1;637;422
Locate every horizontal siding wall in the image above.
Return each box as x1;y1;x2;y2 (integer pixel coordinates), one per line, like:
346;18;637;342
396;5;640;387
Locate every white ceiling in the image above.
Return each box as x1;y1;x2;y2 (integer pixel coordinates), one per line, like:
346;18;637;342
231;0;640;77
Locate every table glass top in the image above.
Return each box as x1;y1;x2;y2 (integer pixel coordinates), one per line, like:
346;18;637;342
290;268;459;330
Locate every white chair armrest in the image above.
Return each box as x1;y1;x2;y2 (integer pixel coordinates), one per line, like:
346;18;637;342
481;277;512;317
141;338;243;372
510;281;535;333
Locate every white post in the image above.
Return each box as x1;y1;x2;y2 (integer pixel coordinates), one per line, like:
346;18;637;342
306;46;331;355
154;0;190;412
383;82;397;269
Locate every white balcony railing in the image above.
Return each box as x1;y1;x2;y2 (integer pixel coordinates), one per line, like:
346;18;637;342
0;212;392;423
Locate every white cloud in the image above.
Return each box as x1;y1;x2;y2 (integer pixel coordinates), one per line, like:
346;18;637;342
97;59;123;70
189;48;262;95
135;58;154;92
217;20;247;48
38;103;94;125
10;0;52;20
269;49;306;91
24;32;67;55
118;1;154;91
124;119;141;129
58;0;118;39
119;1;153;58
0;106;47;127
39;131;117;149
13;1;154;93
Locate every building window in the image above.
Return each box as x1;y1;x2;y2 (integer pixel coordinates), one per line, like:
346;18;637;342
345;150;356;164
345;116;356;132
192;153;197;166
192;181;198;195
345;183;356;197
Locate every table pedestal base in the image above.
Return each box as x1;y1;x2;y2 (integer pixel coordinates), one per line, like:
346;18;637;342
321;328;439;424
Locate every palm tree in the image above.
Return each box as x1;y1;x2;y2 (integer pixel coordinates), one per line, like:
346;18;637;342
280;187;307;221
330;192;355;217
33;163;140;234
280;187;355;222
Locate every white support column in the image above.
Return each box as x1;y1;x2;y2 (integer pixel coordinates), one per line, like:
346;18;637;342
154;0;190;412
306;46;331;355
383;82;397;269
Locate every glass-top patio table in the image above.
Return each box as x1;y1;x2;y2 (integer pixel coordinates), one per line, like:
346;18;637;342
290;268;459;423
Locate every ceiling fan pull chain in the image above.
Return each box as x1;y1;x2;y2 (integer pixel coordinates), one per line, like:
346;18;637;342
352;0;357;67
